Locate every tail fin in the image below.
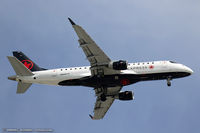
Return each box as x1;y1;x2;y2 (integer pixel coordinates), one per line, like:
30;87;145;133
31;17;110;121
13;51;46;72
7;56;33;93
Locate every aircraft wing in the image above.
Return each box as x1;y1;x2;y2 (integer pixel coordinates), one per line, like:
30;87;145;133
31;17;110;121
68;18;111;73
90;86;122;120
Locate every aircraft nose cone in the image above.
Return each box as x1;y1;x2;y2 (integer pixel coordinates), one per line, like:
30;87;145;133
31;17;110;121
186;66;193;75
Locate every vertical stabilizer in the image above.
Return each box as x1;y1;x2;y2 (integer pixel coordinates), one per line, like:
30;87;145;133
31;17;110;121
13;51;46;72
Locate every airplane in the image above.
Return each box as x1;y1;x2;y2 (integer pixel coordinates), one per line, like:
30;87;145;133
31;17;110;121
7;18;193;120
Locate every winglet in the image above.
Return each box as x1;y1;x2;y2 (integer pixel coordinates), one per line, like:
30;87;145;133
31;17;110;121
68;18;76;25
89;114;94;120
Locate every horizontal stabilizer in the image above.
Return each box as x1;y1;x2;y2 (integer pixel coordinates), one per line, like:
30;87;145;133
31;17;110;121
7;56;33;76
17;82;32;94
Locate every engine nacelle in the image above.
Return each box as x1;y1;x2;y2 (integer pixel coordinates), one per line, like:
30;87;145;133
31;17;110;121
118;91;133;101
109;60;128;70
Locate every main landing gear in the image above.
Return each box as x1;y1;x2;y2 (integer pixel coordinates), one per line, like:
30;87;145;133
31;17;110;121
100;94;107;101
167;77;172;87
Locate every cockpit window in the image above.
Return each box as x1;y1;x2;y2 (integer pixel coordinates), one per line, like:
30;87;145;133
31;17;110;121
169;61;177;63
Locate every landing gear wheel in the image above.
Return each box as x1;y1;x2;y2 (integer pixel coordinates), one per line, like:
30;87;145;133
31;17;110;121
167;77;171;87
100;94;107;101
167;81;171;86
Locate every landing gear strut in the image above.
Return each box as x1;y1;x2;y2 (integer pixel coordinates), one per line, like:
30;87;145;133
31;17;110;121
167;77;171;87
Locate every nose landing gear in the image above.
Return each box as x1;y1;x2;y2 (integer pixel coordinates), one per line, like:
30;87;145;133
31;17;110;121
167;77;172;87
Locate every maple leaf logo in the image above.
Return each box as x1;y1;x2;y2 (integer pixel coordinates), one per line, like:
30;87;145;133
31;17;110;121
120;79;130;86
149;65;154;69
21;60;33;70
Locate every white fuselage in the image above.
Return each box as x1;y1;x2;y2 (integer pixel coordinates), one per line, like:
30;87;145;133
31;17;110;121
16;60;193;86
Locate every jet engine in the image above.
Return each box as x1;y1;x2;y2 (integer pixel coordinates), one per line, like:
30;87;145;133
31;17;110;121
118;91;134;101
109;60;128;70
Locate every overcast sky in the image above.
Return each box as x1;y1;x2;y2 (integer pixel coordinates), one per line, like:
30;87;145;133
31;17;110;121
0;0;200;133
